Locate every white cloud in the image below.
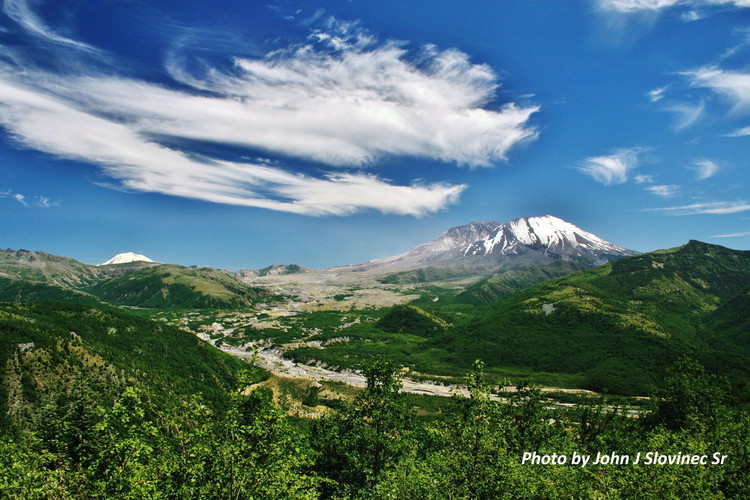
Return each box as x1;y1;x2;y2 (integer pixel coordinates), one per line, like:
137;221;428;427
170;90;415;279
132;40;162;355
726;126;750;136
34;196;57;208
647;86;668;102
665;100;705;130
688;66;750;114
597;0;750;13
2;0;97;52
128;34;538;167
576;148;642;185
13;193;27;206
0;188;57;207
634;174;655;184
646;184;680;197
680;9;705;20
0;75;466;216
597;0;681;13
711;230;750;237
688;158;720;180
719;28;750;61
644;200;750;215
683;66;750;135
0;13;539;216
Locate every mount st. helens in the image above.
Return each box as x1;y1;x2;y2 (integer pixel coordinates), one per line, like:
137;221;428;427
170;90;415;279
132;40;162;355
370;215;637;284
460;215;634;262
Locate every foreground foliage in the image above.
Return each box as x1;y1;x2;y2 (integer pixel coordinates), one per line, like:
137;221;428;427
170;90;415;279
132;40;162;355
1;350;747;498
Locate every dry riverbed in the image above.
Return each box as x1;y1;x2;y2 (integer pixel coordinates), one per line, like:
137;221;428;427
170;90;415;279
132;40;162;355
220;346;639;416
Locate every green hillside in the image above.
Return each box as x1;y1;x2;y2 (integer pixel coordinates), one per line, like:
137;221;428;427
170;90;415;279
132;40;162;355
444;240;750;394
702;285;750;350
377;305;450;336
85;264;273;309
0;277;105;306
0;301;254;430
455;260;587;305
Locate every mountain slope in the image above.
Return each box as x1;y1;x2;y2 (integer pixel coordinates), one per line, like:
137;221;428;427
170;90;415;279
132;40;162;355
0;302;255;430
85;264;273;309
455;260;589;305
0;249;105;288
444;240;750;394
701;285;750;352
0;277;105;306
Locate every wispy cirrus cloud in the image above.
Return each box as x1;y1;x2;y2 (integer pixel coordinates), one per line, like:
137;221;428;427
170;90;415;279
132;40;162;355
665;100;705;130
0;188;57;207
0;77;465;215
688;158;720;180
2;0;98;52
687;66;750;113
593;0;749;37
683;66;750;136
0;5;537;216
596;0;750;14
596;0;681;13
645;83;706;130
726;126;750;136
644;200;750;215
711;230;750;237
646;184;680;197
13;193;26;206
634;174;655;184
647;86;668;102
34;195;57;208
576;148;643;185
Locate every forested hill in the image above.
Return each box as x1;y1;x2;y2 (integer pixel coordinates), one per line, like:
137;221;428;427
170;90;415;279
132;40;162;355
441;240;750;395
0;301;254;431
84;265;272;309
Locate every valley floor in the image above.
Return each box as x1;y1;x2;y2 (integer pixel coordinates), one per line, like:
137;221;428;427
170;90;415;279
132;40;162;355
222;345;644;416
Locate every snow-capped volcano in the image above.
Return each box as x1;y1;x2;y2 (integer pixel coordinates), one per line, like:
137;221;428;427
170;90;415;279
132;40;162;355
461;215;635;262
339;215;636;274
99;252;156;266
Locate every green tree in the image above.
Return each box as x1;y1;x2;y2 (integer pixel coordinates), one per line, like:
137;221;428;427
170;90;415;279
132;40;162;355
89;387;164;498
211;387;318;499
313;358;413;496
646;357;729;431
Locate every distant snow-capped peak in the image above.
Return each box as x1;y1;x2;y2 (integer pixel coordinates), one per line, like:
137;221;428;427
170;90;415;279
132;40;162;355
99;252;156;266
460;215;633;258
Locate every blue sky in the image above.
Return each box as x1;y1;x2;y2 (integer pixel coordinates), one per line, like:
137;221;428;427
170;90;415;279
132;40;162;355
0;0;749;269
